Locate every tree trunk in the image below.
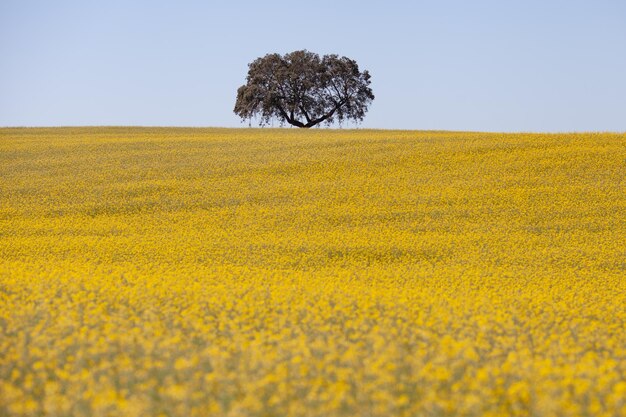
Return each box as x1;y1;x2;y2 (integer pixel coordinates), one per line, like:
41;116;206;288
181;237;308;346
285;104;340;128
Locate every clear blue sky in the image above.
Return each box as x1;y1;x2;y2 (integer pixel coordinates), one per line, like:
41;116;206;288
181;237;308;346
1;0;625;131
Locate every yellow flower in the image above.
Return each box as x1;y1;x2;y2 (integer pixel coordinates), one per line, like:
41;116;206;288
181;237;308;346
1;127;624;417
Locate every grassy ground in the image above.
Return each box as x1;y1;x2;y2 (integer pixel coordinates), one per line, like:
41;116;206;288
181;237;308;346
1;127;625;416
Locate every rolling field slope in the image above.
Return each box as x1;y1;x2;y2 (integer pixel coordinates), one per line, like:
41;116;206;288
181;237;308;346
1;127;625;416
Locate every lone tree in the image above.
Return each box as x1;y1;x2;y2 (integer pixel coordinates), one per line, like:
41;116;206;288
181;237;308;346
234;50;374;128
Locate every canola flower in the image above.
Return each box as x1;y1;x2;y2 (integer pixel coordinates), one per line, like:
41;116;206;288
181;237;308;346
1;127;625;417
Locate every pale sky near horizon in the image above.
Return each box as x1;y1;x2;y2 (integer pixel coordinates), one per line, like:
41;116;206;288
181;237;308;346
1;0;625;132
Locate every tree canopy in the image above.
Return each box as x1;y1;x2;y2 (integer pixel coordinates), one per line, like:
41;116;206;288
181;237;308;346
234;50;374;128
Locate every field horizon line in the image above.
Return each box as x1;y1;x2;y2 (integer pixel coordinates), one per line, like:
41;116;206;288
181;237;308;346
1;125;624;135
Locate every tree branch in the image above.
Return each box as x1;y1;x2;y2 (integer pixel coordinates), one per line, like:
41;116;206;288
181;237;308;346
275;104;292;124
299;105;312;123
276;103;305;127
304;101;344;128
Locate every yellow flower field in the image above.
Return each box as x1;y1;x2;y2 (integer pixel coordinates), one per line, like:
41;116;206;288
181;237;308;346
1;127;625;417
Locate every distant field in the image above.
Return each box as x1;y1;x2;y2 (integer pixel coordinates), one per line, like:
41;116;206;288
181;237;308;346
1;127;625;417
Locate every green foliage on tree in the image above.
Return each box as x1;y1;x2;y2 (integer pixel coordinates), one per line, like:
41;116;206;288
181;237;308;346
234;50;374;128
